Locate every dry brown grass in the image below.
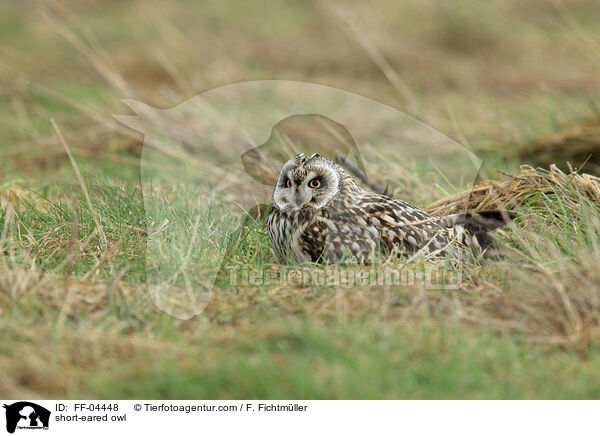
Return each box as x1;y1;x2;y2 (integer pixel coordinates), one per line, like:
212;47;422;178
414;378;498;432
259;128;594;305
427;164;600;215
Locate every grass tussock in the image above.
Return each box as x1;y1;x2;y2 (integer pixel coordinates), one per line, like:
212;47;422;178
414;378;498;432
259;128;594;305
427;164;600;215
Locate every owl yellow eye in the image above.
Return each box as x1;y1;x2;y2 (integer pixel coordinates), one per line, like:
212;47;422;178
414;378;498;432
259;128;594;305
285;179;291;188
308;178;321;189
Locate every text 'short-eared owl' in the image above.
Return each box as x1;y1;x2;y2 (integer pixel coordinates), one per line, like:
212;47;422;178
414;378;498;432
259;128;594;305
266;153;513;263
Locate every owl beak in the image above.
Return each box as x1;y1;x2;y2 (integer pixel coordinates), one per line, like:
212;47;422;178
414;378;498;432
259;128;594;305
291;190;311;210
294;192;304;208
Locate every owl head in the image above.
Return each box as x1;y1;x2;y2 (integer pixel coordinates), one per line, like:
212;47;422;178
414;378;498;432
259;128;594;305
272;153;354;213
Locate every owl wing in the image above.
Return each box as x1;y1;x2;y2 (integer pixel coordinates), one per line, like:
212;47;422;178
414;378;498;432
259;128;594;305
300;193;462;263
305;207;382;263
358;192;460;256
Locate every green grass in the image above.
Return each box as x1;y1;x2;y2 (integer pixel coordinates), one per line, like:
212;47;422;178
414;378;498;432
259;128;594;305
2;0;600;399
2;166;600;399
1;180;147;281
3;314;600;399
80;323;600;400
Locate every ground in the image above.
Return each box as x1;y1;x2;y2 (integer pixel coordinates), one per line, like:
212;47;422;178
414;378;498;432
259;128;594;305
1;0;600;399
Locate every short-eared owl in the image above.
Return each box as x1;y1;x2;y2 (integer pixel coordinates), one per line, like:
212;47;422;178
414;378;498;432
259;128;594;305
267;153;513;263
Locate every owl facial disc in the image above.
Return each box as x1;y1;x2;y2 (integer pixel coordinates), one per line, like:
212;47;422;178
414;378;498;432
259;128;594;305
272;154;341;213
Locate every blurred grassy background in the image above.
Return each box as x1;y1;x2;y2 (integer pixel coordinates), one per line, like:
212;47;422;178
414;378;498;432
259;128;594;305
2;0;600;182
2;0;600;399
